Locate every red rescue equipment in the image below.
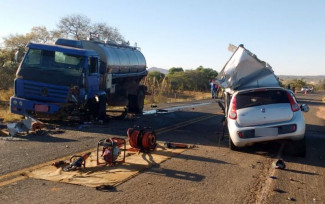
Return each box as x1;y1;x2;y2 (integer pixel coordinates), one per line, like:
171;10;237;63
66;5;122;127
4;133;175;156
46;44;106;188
127;126;157;152
97;137;126;166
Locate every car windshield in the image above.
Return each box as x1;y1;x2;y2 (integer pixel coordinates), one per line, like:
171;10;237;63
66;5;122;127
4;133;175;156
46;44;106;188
21;48;85;72
236;89;290;109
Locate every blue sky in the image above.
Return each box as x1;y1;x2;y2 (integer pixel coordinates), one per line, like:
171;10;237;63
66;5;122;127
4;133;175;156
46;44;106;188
1;0;324;75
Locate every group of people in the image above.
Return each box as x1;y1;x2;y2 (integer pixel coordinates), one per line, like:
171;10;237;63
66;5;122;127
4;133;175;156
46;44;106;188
210;80;219;99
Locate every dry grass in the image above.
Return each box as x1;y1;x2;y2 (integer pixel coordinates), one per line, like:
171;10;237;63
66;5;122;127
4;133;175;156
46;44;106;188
145;90;214;104
0;89;23;122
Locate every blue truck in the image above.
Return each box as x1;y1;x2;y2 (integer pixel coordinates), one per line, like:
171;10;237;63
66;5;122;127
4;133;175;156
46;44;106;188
10;38;148;120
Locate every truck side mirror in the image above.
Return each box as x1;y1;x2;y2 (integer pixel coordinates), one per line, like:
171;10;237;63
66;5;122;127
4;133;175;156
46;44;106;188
300;104;309;112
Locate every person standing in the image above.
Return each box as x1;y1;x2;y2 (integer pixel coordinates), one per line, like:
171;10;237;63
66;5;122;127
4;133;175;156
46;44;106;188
214;83;219;99
210;80;216;99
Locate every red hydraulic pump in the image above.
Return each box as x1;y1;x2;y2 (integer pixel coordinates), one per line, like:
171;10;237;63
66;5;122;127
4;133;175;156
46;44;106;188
127;126;157;152
97;137;126;166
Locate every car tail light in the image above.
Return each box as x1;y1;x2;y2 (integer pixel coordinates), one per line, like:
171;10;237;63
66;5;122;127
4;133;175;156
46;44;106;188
286;92;299;112
229;96;237;119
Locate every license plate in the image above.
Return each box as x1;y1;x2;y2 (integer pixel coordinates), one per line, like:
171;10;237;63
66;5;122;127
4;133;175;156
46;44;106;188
255;128;278;136
35;104;49;112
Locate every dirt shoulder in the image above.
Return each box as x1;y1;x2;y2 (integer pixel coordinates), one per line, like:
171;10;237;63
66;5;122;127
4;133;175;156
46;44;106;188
316;106;325;121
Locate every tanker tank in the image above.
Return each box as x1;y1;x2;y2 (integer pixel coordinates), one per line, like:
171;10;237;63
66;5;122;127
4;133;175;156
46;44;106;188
55;38;147;74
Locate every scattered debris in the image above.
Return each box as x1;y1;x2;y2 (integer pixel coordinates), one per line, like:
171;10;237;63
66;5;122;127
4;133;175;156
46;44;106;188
287;197;296;201
7;117;32;136
156;109;168;113
272;159;286;169
150;104;157;108
313;198;317;202
95;185;117;192
273;188;286;193
270;176;277;179
63;152;91;172
164;142;188;149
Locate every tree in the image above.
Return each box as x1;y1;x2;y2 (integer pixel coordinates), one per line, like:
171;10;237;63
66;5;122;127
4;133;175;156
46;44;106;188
57;14;91;40
148;71;165;83
27;26;52;43
168;67;184;75
56;14;125;42
3;34;31;51
92;23;124;42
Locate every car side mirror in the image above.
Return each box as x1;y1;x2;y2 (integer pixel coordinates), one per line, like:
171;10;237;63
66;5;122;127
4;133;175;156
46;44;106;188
300;104;309;112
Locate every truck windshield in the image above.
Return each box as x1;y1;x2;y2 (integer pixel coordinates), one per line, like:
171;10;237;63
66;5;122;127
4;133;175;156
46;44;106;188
21;48;85;71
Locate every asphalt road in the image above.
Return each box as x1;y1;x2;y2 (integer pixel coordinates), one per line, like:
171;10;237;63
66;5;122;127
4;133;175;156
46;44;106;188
0;92;324;204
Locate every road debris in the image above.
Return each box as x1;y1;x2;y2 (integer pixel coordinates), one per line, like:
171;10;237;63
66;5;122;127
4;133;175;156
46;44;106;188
272;159;286;169
156;109;168;113
273;188;286;193
287;197;296;201
164;142;189;149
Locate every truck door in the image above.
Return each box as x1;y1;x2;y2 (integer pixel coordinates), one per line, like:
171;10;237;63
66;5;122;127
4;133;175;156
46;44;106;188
87;57;100;96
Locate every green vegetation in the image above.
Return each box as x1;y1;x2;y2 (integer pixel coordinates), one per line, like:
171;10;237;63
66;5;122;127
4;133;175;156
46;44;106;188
144;66;218;104
282;78;325;92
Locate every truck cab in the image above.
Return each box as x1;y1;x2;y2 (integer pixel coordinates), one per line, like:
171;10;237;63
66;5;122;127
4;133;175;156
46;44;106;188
10;42;101;119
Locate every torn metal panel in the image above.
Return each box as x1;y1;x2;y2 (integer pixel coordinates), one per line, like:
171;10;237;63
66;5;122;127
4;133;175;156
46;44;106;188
216;44;280;91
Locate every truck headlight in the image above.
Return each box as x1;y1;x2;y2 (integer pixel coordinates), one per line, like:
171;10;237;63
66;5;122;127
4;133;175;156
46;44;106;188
19;101;23;106
13;100;18;105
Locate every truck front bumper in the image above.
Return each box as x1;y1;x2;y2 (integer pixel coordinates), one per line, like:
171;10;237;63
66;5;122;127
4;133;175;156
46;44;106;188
10;96;61;116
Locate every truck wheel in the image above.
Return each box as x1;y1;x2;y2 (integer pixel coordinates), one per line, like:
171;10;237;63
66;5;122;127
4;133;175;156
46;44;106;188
135;88;145;114
128;88;145;114
97;95;107;120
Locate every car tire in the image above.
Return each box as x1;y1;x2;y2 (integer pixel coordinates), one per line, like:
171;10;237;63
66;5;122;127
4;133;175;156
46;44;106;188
229;137;239;151
292;136;306;157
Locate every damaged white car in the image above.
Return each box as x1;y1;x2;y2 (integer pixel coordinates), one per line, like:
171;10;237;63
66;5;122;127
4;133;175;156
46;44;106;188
217;44;309;156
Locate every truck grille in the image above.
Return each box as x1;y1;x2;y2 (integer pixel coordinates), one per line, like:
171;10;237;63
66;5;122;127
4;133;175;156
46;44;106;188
23;81;69;103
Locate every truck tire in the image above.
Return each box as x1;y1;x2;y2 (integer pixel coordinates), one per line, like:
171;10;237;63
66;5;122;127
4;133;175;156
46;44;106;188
87;95;106;121
128;88;145;114
97;95;107;120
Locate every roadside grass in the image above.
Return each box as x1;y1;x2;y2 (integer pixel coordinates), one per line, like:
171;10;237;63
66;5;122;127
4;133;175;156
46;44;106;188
0;89;23;122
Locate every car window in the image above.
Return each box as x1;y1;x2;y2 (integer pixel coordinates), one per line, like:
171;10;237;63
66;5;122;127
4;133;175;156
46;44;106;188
236;89;289;109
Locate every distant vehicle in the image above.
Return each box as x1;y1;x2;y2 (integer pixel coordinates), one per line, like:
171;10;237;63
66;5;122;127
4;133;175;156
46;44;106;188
301;86;313;93
227;87;309;156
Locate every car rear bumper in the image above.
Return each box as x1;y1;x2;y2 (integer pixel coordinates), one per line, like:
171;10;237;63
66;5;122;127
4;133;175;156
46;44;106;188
228;112;306;147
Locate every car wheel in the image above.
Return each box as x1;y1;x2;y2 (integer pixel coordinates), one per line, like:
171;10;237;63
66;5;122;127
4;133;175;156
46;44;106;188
292;136;306;157
229;137;239;151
